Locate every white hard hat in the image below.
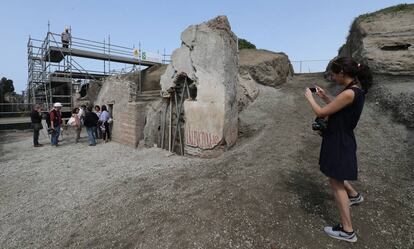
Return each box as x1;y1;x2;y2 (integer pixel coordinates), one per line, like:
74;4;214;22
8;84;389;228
53;102;63;107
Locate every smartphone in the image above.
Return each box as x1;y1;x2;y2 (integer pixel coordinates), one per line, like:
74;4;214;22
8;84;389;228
309;87;317;93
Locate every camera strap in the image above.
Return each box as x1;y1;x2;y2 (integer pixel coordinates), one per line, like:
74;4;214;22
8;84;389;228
344;80;358;91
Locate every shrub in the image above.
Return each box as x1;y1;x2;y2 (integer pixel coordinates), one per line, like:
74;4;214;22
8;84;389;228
238;38;256;50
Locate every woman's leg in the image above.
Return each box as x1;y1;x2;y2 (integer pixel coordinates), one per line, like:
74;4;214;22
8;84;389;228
329;178;353;232
101;128;107;141
33;127;40;145
75;127;81;143
344;181;358;197
98;127;102;139
105;122;111;140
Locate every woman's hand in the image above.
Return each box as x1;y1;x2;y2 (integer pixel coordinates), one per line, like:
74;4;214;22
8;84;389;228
305;88;314;100
315;86;326;98
315;85;332;104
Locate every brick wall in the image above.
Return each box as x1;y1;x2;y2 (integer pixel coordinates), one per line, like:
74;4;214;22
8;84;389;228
112;102;147;147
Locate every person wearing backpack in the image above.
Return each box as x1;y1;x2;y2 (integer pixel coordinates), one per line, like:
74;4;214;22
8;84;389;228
49;102;63;146
83;106;99;146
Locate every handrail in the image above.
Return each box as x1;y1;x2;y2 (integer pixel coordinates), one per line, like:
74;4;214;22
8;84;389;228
48;32;134;51
291;59;330;62
290;59;330;73
50;33;102;82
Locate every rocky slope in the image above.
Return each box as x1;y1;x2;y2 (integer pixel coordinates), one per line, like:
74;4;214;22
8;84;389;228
338;4;414;75
239;49;293;86
237;49;293;111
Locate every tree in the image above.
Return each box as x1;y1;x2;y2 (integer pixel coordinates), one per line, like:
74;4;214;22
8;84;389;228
0;77;15;103
0;77;15;93
238;38;256;50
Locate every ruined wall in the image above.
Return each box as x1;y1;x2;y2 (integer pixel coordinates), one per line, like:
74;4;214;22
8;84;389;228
160;16;238;157
95;66;165;147
95;75;138;146
338;4;414;75
141;64;167;91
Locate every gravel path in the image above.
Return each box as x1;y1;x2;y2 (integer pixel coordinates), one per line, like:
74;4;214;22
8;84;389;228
1;73;413;249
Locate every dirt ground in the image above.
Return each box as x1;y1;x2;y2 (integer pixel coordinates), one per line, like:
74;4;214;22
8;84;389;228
1;73;413;249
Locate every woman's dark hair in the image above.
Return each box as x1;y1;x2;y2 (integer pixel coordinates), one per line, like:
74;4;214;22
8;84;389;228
101;105;107;112
72;108;79;114
331;57;373;93
94;105;100;111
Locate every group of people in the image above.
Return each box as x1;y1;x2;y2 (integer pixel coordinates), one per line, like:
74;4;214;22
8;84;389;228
68;104;111;146
30;102;63;147
30;103;112;147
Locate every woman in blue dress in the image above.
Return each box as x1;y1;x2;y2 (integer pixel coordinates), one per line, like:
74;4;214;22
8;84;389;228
305;57;373;243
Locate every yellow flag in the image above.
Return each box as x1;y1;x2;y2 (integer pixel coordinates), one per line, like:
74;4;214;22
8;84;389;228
133;48;139;58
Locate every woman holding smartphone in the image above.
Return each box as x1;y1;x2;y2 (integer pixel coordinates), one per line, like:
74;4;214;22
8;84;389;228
305;57;373;243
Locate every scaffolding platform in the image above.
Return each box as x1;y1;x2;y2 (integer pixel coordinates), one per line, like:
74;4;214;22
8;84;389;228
49;71;108;80
45;46;159;67
26;30;168;114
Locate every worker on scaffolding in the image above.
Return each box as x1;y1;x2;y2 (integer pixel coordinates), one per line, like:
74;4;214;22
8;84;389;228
61;27;71;48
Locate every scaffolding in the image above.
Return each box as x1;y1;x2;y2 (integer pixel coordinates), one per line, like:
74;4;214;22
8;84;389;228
27;30;163;114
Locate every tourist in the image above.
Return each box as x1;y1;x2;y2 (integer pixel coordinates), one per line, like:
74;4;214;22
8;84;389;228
78;105;86;124
83;106;99;146
93;105;102;139
49;102;63;146
99;105;111;143
304;57;373;243
67;108;82;143
30;104;43;147
76;104;86;138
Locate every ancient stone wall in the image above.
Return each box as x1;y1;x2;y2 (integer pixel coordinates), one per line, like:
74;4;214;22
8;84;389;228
95;66;165;147
160;16;239;157
95;75;136;145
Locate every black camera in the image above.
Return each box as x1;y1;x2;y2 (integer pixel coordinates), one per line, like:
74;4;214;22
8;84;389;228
312;117;328;131
47;128;57;135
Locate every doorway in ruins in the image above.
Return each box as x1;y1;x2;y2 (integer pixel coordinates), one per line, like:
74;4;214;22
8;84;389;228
160;73;195;155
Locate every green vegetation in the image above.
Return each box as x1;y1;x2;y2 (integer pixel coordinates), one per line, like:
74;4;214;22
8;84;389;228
0;77;15;94
238;38;256;50
0;77;16;103
356;4;414;22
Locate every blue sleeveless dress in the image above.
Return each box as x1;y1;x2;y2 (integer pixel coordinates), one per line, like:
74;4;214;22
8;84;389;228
319;86;365;181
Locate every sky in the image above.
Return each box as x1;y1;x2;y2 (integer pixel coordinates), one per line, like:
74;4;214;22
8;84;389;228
0;0;412;93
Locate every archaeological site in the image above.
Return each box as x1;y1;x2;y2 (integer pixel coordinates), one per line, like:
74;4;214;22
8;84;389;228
1;3;414;249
